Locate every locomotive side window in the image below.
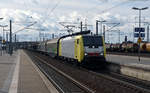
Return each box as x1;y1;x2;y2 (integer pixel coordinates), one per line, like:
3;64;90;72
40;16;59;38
77;39;79;44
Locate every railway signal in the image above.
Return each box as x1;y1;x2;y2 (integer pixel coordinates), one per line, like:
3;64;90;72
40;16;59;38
137;37;142;43
134;27;145;38
2;40;5;44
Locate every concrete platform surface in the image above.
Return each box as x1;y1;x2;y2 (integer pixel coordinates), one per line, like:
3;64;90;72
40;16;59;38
106;54;150;70
0;50;59;93
106;54;150;81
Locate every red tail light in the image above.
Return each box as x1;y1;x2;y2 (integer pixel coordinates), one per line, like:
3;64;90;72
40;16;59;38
88;53;99;56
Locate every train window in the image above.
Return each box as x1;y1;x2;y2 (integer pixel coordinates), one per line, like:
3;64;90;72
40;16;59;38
77;39;79;44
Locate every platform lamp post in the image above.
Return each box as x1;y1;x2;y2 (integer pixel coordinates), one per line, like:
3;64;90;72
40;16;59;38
147;24;149;42
0;25;8;41
3;30;10;53
0;25;8;55
0;18;4;56
132;7;148;61
9;20;13;56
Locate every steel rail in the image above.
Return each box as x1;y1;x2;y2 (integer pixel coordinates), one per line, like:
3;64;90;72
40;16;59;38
33;54;95;93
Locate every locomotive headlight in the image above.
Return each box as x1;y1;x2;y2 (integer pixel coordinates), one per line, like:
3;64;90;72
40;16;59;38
100;52;104;56
84;53;87;56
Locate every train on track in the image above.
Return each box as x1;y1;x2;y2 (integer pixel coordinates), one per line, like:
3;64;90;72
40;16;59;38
106;41;150;53
28;31;106;66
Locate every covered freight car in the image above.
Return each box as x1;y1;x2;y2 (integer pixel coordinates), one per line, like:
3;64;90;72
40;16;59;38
140;43;150;52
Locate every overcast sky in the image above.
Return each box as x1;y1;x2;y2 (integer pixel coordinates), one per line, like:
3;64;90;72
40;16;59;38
0;0;150;43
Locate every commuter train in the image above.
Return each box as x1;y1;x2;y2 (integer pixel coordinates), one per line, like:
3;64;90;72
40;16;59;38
36;31;106;66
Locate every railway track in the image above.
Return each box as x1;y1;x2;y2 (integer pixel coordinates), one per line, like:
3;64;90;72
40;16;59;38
26;50;150;93
90;71;150;92
26;51;93;93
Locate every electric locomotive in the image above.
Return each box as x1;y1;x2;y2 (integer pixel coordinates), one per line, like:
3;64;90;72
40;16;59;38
37;31;106;65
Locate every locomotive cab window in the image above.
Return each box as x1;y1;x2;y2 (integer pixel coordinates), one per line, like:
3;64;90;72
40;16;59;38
83;36;103;46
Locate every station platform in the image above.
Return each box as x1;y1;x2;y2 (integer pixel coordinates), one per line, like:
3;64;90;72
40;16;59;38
106;54;150;70
1;49;149;93
0;50;58;93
